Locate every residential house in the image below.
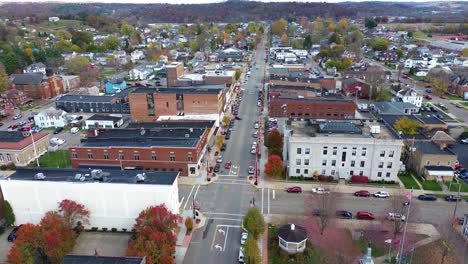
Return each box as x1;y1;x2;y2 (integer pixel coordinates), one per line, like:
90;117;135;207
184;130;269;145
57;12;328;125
341;78;370;98
1;89;32;106
415;71;428;77
450;75;468;98
33;107;67;128
394;88;423;107
104;78;127;94
84;114;124;129
0;131;49;166
61;75;80;91
23;63;46;75
131;50;146;62
129;62;165;81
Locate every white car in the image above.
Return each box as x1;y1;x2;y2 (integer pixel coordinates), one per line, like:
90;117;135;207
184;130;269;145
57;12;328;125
13;114;22;120
387;213;406;221
250;147;256;154
248;166;255;174
373;191;390;198
216;155;223;163
252;141;257;146
254;123;259;129
240;232;248;245
312;187;330;194
461;138;468;144
238;246;245;263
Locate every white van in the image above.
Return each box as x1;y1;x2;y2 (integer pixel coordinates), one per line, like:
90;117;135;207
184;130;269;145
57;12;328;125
70;127;80;134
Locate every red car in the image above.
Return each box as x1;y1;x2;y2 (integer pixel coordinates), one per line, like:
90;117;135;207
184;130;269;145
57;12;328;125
356;211;375;220
8;124;18;130
354;190;371;197
424;95;432;100
286;186;302;193
440;95;447;99
455;164;464;170
225;161;232;169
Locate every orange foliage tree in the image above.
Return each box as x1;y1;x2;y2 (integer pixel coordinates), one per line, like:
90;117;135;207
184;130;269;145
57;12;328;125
265;155;284;179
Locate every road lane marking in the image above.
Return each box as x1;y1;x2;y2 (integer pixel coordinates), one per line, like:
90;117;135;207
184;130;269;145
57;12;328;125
205;212;245;216
217;224;241;228
268;188;270;215
193;184;201;200
212;182;251;186
210;224;219;251
261;188;264;214
179;197;185;208
223;227;229;251
183;185;196;210
207;217;243;222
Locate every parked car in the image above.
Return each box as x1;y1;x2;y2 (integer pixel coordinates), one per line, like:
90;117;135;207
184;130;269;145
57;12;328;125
455;103;463;108
240;232;248;245
286;186;302;193
13;114;22;120
248;166;255;174
220;143;227;151
311;187;330;194
356;211;375;220
235;116;242;120
213;164;220;173
254;123;259;129
70;127;80;134
444;195;462;202
336;210;353;219
238;247;245;263
373;191;390;198
424;95;432;100
7;225;23;242
31;127;43;133
458;172;468;180
216;156;223;163
354;190;371;197
53;127;64;134
387;213;406;221
250;146;257;154
461;138;468;144
225;161;232;169
18;121;26;126
8;124;18;130
418;194;437;201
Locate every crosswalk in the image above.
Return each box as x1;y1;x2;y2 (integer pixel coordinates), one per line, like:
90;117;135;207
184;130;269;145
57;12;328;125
212;178;251;185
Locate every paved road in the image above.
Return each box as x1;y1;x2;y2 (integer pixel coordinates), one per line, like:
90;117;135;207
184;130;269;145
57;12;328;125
182;36;268;264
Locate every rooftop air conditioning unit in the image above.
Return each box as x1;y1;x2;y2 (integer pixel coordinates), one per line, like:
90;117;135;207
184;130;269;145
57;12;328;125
136;173;146;183
34;173;46;180
91;169;103;180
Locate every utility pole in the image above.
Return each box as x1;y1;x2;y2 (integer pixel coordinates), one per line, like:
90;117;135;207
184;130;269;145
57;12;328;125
397;190;413;264
452;181;462;221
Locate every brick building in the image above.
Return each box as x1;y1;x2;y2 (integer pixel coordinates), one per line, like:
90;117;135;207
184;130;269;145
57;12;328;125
269;75;336;91
0;131;49;166
166;61;235;88
9;73;65;99
129;85;226;123
342;78;370;98
268;97;355;119
69;121;215;176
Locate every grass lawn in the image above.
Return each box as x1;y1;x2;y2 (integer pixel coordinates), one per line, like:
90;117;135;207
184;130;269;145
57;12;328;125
102;69;118;77
30;150;71;168
461;102;468;107
357;236;386;257
387;63;396;70
446;94;462;101
415;176;442;191
398;174;421;189
445;180;468;192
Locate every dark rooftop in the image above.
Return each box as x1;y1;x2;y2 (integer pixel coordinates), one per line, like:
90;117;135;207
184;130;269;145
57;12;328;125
278;224;307;243
10;73;43;85
132;84;225;95
88;114;123;122
81;127;205;148
127;120;215;129
61;255;144;264
56;88;134;103
0;131;32;142
270;97;353;103
414;141;456;156
319;122;362;134
10;167;178;185
424;166;454;171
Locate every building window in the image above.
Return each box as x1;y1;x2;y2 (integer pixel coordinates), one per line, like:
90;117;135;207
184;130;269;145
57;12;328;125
426;160;430;165
296;159;301;165
386;172;391;178
187;155;193;162
380;150;385;157
351;160;355;167
387;162;392;169
359;171;364;176
389;151;394;158
378;172;382;177
332;149;337;155
134;153;140;160
362;150;366;156
103;152;109;160
87;152;93;159
378;162;384;168
447;161;451;166
321;169;326;175
323;147;328;155
296;169;300;174
331;170;335;175
436;161;440;166
71;152;77;159
322;160;327;166
341;152;347;162
151;154;157;160
297;148;302;154
331;160;336;166
360;161;365;167
352;150;356;156
304;169;309;175
166;102;169;108
170;155;176;161
305;148;310;154
119;153;124;160
350;170;354;176
304;159;309;165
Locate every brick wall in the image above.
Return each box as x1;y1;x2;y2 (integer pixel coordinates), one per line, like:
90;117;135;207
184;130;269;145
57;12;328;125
268;99;356;119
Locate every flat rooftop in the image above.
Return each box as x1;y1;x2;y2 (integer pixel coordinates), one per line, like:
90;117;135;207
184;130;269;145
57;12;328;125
57;88;133;103
132;84;225;95
127;120;215;129
81;127;205;148
87;114;123;122
62;255;144;264
414;141;456;156
270;97;353;103
8;167;178;185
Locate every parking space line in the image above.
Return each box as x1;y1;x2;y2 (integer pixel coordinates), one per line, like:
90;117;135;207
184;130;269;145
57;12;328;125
183;185;195;210
210;224;219;251
179;197;185;208
223;227;229;251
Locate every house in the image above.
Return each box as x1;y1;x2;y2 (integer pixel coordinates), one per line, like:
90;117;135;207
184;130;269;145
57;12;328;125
341;78;370;98
394;88;423;107
217;47;244;62
61;75;80;91
131;50;146;62
1;89;32;106
33;107;67;128
9;73;46;99
48;17;60;22
23;63;46;75
129;62;165;81
0;131;49;166
373;102;419;115
450;75;468;98
404;58;426;68
84;114;124;129
104;78;127;94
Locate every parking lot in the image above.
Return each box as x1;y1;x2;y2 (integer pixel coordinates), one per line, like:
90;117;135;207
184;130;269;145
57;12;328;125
72;232;130;257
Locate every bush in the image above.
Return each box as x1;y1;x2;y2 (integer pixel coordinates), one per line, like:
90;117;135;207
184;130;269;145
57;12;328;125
4;200;15;226
6;163;16;170
185;217;193;234
102;227;108;232
351;175;369;184
0;165;6;171
296;252;305;261
279;249;290;260
318;175;327;181
111;228;117;232
327;176;334;182
91;227;98;231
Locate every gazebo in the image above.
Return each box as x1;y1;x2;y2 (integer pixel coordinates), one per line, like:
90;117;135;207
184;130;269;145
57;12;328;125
277;223;307;254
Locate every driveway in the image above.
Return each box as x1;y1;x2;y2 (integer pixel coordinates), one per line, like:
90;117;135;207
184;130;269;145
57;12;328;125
0;227;14;263
72;232;130;257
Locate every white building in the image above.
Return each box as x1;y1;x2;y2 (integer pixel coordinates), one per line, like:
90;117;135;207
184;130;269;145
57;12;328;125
1;167;180;230
34;107;67;128
85;114;124;129
23;63;46;75
129;62;165;80
48;17;60;22
286;120;403;181
131;50;146;62
395;88;423;107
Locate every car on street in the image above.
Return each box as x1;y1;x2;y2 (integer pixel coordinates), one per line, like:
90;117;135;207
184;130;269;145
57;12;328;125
18;121;27;126
356;211;375;220
311;187;330;194
248;166;255;174
13;114;22;120
373;191;390;198
354;190;371;197
225;161;232;169
254;123;259;129
240;232;248;245
235;116;242;120
461;138;468;144
387;213;406;221
216;155;223;163
250;146;256;154
418;194;437;201
220;143;227;151
7;225;23;242
53;127;64;134
444;195;462;202
424;95;432;100
458;172;468;180
0;122;3;127
8;124;18;130
213;164;220;172
336;210;353;219
455;103;463;108
70;127;80;134
286;186;302;193
225;134;230;140
252;133;258;138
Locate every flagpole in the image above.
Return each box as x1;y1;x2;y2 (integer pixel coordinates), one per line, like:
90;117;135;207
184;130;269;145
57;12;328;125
397;189;413;264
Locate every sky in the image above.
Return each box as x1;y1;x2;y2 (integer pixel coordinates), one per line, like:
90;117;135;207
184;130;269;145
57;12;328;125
0;0;461;3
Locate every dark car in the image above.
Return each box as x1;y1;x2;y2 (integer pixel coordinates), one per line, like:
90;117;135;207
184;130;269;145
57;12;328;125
220;143;227;151
225;134;230;140
418;194;437;201
444;195;462;202
213;164;220;173
53;127;64;134
312;208;325;216
430;107;437;112
286;186;302;193
356;211;375;220
336;210;353;219
7;225;23;242
0;122;3;127
354;190;371;197
235;116;242;120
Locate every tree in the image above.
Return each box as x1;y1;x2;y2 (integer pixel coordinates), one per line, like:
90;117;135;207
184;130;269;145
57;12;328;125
325;60;344;70
330;44;345;59
58;199;90;227
0;52;21;74
24;48;34;60
271;19;287;36
265;130;282;150
184;217;193;234
385;190;418;239
365;17;378;29
280;33;289;46
393;117;422;135
79;64;101;87
243;208;265;239
127;205;179;264
65;56;90;75
121;22;134;36
4;200;15;226
265;155;284;179
216;135;224;150
407;31;413;38
328;32;342;45
431;77;449;97
39;211;77;263
189;41;198;53
408;67;415;76
462;48;468;57
303;34;312;49
222;116;231;127
234;69;241;80
57;29;72;41
0;63;8;93
342;57;353;70
368;38;389;51
338;18;349;32
244;236;261;264
103;35;120;50
306;191;336;235
6;223;41;264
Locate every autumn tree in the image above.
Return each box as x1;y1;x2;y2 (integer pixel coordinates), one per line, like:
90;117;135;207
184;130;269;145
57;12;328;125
300;17;308;29
430;77;449;97
243;208;265;239
265;155;284;179
244;236;261;264
216;135;225;150
394;117;422;135
121;22;134;36
7;223;41;264
0;63;8;92
58;199;90;227
79;64;101;87
368;38;389;51
338;18;349;32
127;205;179;264
65;56;90;75
462;48;468;57
265;130;283;150
365;17;378;29
235;69;241;80
39;211;77;263
103;35;120;50
328;32;342;45
307;191;337;235
280;33;289;46
271;19;287;36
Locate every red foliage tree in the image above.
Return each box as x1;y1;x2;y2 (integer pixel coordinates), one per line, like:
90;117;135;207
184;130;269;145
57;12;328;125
58;199;90;227
39;211;77;263
127;205;179;264
265;155;284;179
6;223;41;264
265;130;283;150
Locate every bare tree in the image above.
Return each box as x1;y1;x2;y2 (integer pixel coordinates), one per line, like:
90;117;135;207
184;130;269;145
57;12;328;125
306;189;337;235
384;190;419;239
365;66;386;100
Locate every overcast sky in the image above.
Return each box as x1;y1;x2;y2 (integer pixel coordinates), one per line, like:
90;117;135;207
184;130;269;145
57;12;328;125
1;0;461;3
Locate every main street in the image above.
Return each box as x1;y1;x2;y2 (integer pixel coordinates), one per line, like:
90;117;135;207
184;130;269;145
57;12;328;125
182;37;267;264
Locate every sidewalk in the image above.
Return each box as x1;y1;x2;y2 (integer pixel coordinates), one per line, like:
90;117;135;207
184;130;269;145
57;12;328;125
175;210;207;264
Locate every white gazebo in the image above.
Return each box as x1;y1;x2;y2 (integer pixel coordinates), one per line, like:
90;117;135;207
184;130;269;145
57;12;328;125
278;223;307;254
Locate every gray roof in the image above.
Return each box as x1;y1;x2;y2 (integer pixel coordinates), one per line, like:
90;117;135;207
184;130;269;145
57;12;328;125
127;120;215;129
424;166;454;171
0;131;31;143
278;224;307;243
87;114;123;122
319;122;362;134
270;97;353;104
56;88;133;103
62;255;144;264
374;102;418;115
10;167;178;185
342;77;369;85
10;73;44;85
414;141;456;156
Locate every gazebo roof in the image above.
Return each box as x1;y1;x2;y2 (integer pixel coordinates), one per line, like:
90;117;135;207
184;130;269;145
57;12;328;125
278;224;307;243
